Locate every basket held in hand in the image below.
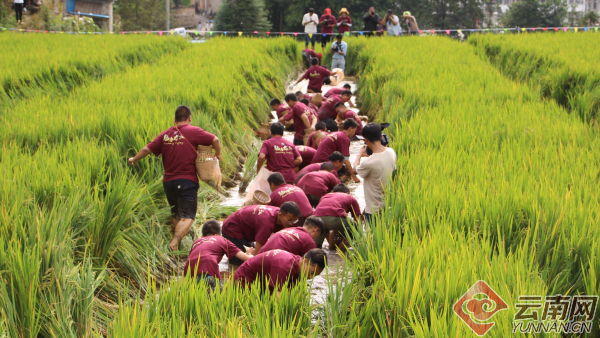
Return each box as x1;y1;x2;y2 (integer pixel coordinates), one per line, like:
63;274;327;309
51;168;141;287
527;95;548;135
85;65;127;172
195;145;215;181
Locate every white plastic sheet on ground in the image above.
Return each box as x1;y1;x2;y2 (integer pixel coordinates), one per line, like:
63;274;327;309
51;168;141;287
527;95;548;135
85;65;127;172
243;167;272;204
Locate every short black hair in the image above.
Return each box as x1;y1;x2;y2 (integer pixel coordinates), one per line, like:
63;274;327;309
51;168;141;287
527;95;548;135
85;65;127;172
341;90;352;96
328;151;344;163
304;248;327;270
270;122;285;136
320;162;335;171
333;184;350;193
343;118;359;130
334;101;345;110
336;34;343;39
304;216;324;234
323;77;332;85
309;7;314;12
175;105;192;122
362;122;382;143
269;98;281;106
295;91;303;97
267;172;286;186
343;84;351;90
280;201;301;217
300;98;310;106
315;121;326;131
311;58;319;66
284;93;298;103
202;220;221;236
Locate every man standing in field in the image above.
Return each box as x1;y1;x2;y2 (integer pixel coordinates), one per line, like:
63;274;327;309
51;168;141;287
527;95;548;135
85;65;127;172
353;123;397;223
234;248;326;294
293;58;331;94
402;11;419;35
128;106;221;251
302;8;319;50
319;8;337;52
256;123;302;184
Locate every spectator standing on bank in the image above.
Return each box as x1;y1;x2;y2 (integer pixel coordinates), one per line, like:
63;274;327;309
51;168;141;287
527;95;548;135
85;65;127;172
402;11;420;35
330;34;347;73
337;8;352;35
14;0;24;24
353;123;397;223
319;8;337;52
362;7;380;36
302;8;319;49
128;106;222;251
384;9;401;36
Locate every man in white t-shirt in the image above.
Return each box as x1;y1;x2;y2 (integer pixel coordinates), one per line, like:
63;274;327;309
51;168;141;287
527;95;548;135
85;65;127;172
354;123;397;223
302;8;319;49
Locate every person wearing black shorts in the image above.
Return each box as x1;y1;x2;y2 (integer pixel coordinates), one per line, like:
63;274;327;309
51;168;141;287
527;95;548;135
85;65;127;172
129;105;222;251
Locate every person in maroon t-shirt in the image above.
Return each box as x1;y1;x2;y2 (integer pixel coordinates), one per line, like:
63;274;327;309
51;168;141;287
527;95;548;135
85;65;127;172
293;58;331;93
334;102;364;136
319;8;337;52
233;248;326;293
279;93;317;146
297;163;341;207
307;121;328;149
129;106;222;251
294;151;344;184
270;98;292;120
323;84;355;108
300;98;319;113
258;216;324;256
337;8;352;34
185;220;253;292
267;172;314;225
222;203;301;265
296;145;316;169
318;91;353;131
301;49;322;69
256;123;302;183
312;119;360;183
313;184;362;250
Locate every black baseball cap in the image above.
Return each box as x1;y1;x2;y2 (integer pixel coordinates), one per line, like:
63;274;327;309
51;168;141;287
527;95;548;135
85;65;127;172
309;8;314;12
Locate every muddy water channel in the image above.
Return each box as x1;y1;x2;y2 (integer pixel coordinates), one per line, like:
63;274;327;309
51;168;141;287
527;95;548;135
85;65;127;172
218;74;366;310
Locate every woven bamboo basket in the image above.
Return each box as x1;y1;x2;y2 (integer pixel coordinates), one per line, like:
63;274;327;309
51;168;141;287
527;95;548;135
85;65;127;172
242;190;271;207
195;145;215;181
311;93;323;107
257;123;270;140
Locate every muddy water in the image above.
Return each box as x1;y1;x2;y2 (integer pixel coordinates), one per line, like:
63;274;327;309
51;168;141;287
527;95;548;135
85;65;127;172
218;74;366;307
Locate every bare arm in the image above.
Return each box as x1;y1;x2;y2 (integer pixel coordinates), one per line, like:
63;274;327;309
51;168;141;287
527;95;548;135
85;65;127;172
353;145;367;170
128;146;152;166
344;159;360;183
254;241;264;253
234;251;253;261
301;113;311;129
293;156;302;166
212;136;222;161
310;114;317;129
256;153;266;175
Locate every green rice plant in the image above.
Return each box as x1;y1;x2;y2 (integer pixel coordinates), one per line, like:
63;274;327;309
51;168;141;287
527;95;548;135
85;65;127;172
109;274;318;337
470;33;600;123
323;35;600;336
0;34;187;106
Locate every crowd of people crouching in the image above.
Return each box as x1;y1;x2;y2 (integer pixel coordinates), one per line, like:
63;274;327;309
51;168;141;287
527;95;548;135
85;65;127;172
128;55;396;296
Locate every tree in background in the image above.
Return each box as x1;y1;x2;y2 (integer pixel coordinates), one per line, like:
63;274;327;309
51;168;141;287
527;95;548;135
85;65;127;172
115;0;168;31
502;0;566;27
580;10;599;26
215;0;271;32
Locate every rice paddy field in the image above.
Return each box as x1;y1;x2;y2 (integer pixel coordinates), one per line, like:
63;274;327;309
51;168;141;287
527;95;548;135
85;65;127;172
1;32;600;337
